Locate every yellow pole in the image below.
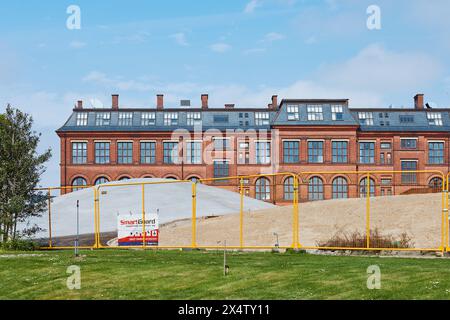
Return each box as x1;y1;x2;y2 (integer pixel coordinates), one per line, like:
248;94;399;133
240;178;244;249
191;182;197;248
142;184;146;248
294;175;299;249
47;188;52;248
445;175;449;252
366;173;370;248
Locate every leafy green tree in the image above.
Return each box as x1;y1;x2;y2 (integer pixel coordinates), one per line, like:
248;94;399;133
0;105;51;242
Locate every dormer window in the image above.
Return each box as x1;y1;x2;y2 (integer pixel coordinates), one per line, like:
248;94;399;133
358;112;374;125
95;112;111;126
76;112;88;126
307;105;323;121
141;112;156;126
164;112;178;126
427;112;443;126
187;112;202;126
255;112;270;125
118;112;133;126
287;105;299;121
331;105;344;121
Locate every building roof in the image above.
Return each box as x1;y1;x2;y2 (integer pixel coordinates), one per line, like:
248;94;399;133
57;95;450;133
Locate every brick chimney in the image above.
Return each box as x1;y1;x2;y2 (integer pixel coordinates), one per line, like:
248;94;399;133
271;95;278;110
157;94;164;110
112;94;119;110
76;100;83;109
225;104;235;109
414;94;424;110
201;94;209;110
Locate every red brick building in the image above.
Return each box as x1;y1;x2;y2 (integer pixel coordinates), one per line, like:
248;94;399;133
57;93;449;204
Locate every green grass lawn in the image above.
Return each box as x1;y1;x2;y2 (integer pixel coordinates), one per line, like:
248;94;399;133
1;249;450;300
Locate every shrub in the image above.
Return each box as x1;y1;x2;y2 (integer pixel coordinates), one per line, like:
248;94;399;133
317;228;413;249
0;239;38;251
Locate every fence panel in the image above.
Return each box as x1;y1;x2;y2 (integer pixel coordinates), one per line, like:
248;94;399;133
34;186;96;249
97;180;193;248
369;171;444;251
298;170;445;252
297;172;367;250
197;173;298;249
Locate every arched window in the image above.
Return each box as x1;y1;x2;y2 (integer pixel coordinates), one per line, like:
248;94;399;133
165;176;178;180
94;177;109;186
332;177;348;199
308;177;324;201
429;177;443;191
72;177;87;192
118;176;130;181
360;177;375;197
284;177;294;200
255;177;271;200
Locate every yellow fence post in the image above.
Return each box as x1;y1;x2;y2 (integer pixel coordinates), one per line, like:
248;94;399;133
366;173;371;248
47;188;52;248
192;181;197;248
240;178;244;249
294;174;299;249
142;183;146;248
445;174;449;253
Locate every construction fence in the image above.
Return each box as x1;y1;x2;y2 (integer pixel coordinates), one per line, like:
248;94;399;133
35;170;449;252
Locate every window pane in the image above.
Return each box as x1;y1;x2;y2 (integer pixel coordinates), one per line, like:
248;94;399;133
72;142;87;164
163;142;178;164
283;141;299;163
332;141;348;163
308;141;323;163
117;142;133;164
95;142;110;164
140;142;156;164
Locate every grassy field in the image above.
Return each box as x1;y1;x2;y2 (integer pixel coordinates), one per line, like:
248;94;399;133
1;249;450;300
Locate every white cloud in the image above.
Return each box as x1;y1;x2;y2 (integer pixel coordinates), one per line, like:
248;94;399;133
81;44;442;109
317;43;441;93
262;32;285;42
244;0;260;13
170;32;189;46
69;40;87;49
209;42;232;53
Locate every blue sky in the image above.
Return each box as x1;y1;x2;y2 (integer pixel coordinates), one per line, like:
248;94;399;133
0;0;449;186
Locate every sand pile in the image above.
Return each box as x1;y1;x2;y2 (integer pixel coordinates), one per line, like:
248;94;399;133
158;193;444;249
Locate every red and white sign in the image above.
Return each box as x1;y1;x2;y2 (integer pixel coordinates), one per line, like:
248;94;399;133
117;213;159;246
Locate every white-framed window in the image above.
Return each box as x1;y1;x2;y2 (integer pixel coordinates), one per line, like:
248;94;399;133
255;141;271;164
287;105;299;121
141;112;156;126
186;141;202;164
331;105;344;121
187;112;202;126
95;112;110;126
76;113;88;126
427;112;443;126
255;112;270;126
358;112;374;125
164;112;178;126
307;105;323;121
118;112;133;126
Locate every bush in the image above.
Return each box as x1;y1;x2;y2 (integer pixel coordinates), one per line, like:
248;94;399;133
0;239;38;251
317;228;413;249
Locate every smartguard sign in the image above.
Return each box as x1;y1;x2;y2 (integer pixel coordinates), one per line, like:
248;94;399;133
117;214;159;246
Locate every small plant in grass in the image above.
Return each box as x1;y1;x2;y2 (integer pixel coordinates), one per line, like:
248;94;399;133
317;228;413;249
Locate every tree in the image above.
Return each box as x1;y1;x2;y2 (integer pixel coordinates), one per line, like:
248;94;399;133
0;105;51;242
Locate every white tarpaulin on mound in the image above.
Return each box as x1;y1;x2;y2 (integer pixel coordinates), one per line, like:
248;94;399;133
30;178;276;238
